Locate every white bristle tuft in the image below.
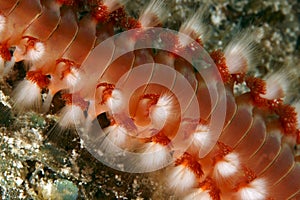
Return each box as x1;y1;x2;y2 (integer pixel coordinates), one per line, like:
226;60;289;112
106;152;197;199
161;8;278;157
183;188;212;200
3;56;15;76
0;54;15;78
27;42;45;62
139;0;167;28
103;0;128;12
0;15;6;33
106;89;125;114
149;94;174;130
12;79;42;111
96;124;135;157
260;70;289;100
236;178;268;200
14;40;45;63
179;7;208;46
58;105;85;129
65;67;81;89
190;124;211;154
102;124;130;150
167;165;198;194
213;152;240;183
224;30;256;74
49;62;81;96
137;142;171;172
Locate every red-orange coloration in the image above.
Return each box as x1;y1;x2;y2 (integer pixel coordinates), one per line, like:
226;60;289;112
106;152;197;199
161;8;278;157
212;142;233;164
175;152;203;179
199;177;220;200
210;50;231;83
142;131;171;146
0;43;11;61
62;93;89;110
26;70;49;88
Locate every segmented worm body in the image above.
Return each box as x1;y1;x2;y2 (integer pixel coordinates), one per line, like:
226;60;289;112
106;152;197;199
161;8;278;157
1;0;300;199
